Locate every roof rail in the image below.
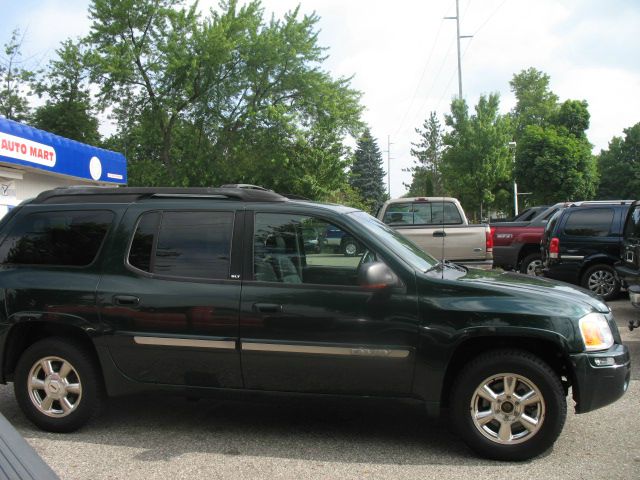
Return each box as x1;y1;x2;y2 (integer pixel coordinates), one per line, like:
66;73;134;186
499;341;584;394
569;200;635;207
32;186;287;204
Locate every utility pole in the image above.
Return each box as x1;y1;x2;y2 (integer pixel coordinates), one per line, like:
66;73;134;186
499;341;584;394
384;135;393;198
445;0;473;99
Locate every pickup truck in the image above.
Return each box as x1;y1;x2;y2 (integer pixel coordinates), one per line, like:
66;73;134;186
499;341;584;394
492;203;566;274
377;197;492;270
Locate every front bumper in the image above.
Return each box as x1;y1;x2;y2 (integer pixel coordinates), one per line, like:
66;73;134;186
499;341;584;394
570;343;631;414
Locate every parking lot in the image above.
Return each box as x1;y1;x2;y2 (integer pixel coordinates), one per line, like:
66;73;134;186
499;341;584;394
0;299;638;480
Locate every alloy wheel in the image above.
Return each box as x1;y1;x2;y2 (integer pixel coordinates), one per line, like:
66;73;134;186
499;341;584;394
470;373;545;445
28;356;83;418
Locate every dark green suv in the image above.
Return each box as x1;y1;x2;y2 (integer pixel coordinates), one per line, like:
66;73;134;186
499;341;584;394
0;187;630;461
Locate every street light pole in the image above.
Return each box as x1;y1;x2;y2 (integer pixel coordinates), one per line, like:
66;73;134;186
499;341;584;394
509;141;518;216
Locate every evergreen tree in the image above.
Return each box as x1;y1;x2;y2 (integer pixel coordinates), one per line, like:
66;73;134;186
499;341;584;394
349;128;386;213
407;112;444;196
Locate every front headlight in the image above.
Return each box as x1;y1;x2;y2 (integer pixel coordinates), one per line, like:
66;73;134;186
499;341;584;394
579;312;614;351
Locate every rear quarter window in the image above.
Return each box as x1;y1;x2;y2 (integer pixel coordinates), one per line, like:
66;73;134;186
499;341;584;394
0;210;114;266
563;208;614;237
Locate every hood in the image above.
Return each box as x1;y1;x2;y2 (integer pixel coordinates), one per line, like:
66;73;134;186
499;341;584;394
423;266;610;316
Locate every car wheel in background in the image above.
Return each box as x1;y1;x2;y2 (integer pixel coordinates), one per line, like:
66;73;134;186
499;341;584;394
581;264;620;301
519;254;543;276
342;238;359;256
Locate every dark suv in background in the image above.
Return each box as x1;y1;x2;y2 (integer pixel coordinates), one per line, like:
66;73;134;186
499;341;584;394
541;201;634;300
616;201;640;329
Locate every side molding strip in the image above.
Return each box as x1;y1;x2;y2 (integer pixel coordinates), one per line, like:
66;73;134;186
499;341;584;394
133;336;236;350
241;342;410;358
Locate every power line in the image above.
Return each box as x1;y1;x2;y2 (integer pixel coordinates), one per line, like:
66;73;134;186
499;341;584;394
393;3;451;136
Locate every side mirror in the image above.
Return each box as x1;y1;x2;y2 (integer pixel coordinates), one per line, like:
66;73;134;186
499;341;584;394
358;262;399;289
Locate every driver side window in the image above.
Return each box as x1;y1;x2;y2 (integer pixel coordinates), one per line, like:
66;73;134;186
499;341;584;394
253;213;375;286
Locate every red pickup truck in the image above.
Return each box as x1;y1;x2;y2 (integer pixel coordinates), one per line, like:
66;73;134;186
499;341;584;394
492;203;567;274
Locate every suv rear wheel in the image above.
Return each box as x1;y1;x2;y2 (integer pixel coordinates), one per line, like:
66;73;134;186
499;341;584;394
581;264;620;301
450;349;566;461
14;337;104;432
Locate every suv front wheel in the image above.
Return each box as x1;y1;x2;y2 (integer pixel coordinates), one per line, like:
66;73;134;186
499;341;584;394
450;349;566;461
581;264;620;301
14;337;104;432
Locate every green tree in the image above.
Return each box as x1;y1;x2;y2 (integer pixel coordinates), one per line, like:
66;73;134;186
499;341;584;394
598;123;640;199
440;94;513;219
515;124;597;203
31;40;100;143
87;0;362;197
407;112;444;196
510;68;597;204
509;67;558;141
0;29;35;121
348;128;386;213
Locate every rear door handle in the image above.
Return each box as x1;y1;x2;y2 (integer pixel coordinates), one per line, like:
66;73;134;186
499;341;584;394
253;303;283;313
433;231;447;238
113;295;140;306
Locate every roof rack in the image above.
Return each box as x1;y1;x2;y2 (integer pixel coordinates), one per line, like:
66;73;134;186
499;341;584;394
568;200;635;207
32;186;288;204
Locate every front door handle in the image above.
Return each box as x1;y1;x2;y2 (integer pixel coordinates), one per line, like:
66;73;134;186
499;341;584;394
433;230;447;238
252;303;283;313
113;295;140;306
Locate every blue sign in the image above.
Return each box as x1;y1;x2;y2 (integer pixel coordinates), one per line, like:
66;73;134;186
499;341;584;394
0;117;127;184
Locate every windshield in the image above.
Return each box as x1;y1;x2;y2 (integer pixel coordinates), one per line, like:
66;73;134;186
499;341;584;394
348;210;438;271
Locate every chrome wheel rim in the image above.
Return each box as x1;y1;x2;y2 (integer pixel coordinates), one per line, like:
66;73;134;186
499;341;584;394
345;243;357;255
587;270;616;297
525;259;542;276
470;373;545;445
28;356;82;418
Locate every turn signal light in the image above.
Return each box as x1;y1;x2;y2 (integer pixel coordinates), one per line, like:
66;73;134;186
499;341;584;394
579;313;614;351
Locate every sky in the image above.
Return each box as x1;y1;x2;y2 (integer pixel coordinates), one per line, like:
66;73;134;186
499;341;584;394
2;0;639;197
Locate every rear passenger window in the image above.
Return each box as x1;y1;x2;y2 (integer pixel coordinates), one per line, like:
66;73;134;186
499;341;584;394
383;202;462;225
0;210;114;266
128;211;233;280
563;209;614;237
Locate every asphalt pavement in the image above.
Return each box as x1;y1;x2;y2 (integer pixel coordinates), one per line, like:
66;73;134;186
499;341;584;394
0;299;638;480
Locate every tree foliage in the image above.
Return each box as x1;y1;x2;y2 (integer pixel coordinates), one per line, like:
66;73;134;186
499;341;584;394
87;0;363;198
0;29;35;121
510;69;597;204
598;122;640;199
348;128;386;213
509;67;558;141
31;40;100;144
440;94;513;219
516;124;597;203
407;112;444;197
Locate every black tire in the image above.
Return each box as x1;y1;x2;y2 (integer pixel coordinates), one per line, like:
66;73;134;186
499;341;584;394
450;349;566;461
342;238;359;257
581;264;620;301
14;337;105;432
519;253;542;276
